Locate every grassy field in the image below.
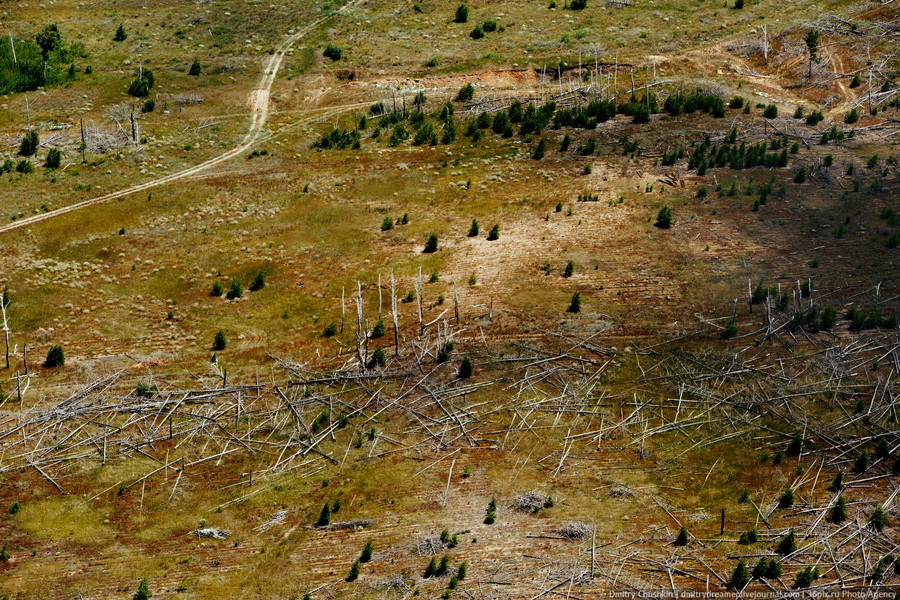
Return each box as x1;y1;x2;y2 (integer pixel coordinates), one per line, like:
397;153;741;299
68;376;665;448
0;0;899;597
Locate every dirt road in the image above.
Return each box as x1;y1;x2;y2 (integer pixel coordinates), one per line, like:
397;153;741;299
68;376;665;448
0;0;362;236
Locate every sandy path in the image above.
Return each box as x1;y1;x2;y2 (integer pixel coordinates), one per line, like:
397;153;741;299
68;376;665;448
0;0;364;236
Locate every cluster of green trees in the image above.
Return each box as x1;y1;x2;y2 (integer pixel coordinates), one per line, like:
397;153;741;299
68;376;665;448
0;24;87;94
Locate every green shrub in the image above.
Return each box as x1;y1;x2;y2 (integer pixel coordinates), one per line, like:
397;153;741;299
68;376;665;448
456;84;474;102
794;566;819;589
854;450;869;473
483;19;497;32
136;381;157;398
188;59;201;76
829;495;847;523
778;488;794;508
226;278;243;299
563;261;574;278
459;357;473;378
323;322;337;337
765;559;783;579
722;320;738;339
533;139;546;160
845;109;859;124
468;219;479;237
360;540;374;563
569;0;587;9
870;508;887;532
344;558;361;582
457;561;467;579
487;224;500;240
786;434;803;456
729;559;749;590
44;345;64;368
674;526;688;546
763;104;777;119
381;216;394;231
424;556;437;577
316;502;331;527
484;497;496;523
132;578;151;600
9;501;20;515
437;554;450;576
567;292;582;313
18;130;39;156
250;270;266;291
829;470;844;492
210;280;223;297
776;530;796;555
738;487;750;503
142;98;155;113
212;330;226;351
424;232;438;253
370;347;386;367
371;319;386;338
127;68;154;97
738;528;757;545
114;23;128;42
454;3;469;22
45;147;61;168
323;44;342;61
794;166;807;183
655;205;674;228
16;158;34;173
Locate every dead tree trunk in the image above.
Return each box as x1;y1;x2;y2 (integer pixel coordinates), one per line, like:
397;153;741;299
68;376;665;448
453;281;459;326
391;271;399;355
356;281;364;368
1;297;9;370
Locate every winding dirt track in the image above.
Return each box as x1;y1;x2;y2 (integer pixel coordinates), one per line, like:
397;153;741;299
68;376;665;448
0;0;362;236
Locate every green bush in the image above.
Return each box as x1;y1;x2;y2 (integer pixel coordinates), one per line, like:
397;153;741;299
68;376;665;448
844;109;859;124
456;84;474;102
360;540;374;563
794;166;807;184
45;147;61;168
249;270;266;291
127;68;154;97
469;25;484;39
188;59;201;76
533;138;546;160
454;3;469;22
381;216;394;231
786;434;803;456
794;566;819;589
484;497;497;523
776;529;796;555
424;557;437;577
829;495;847;523
674;526;688;546
114;23;128;42
722;320;738;339
316;502;331;527
210;280;223;297
44;345;64;368
9;501;20;515
870;508;887;532
459;357;473;378
346;559;360;581
468;219;479;237
729;559;749;590
778;488;794;508
19;130;39;156
763;104;777;119
136;381;157;398
737;528;758;545
487;224;500;240
457;561;467;579
567;292;582;313
212;330;226;351
142;98;155;113
563;261;574;278
323;322;337;337
424;232;438;253
655;205;674;228
323;44;342;61
371;319;386;338
226;278;243;299
829;470;844;492
854;450;869;473
16;158;34;173
132;578;150;600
